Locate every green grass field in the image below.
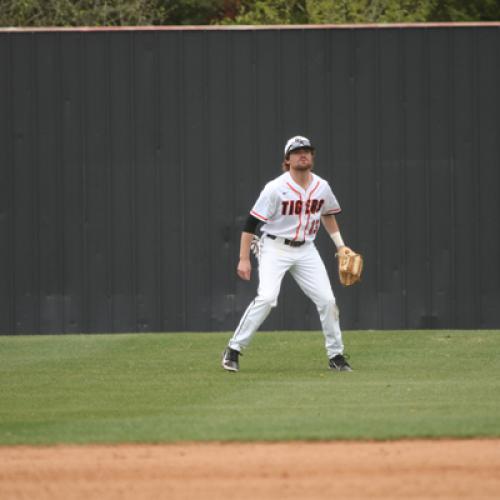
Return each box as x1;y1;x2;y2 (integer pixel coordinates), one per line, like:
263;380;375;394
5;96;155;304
1;330;499;445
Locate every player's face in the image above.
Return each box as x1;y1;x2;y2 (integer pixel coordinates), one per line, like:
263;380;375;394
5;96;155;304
288;148;314;171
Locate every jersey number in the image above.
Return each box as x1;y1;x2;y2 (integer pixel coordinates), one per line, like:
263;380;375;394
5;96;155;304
308;220;320;236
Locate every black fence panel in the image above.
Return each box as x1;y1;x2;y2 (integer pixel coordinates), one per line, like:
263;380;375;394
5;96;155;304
1;24;499;333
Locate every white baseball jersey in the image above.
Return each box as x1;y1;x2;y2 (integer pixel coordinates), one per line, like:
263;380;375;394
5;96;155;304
250;171;341;242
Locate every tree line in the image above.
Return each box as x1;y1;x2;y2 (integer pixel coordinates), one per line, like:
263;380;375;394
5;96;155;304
1;0;499;27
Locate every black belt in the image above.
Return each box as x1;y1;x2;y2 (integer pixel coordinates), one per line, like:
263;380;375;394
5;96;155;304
267;234;305;247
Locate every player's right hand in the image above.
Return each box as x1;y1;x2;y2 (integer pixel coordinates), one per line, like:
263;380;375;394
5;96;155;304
237;259;251;281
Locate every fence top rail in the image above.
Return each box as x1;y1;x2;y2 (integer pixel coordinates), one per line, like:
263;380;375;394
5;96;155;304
1;22;500;33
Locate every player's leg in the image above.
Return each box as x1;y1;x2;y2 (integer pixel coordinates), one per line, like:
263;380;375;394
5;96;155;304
289;245;347;363
228;238;290;353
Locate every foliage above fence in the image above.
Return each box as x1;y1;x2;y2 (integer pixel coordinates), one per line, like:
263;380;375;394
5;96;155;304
1;0;499;27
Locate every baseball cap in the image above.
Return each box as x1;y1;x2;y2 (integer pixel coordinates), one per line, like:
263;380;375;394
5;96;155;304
284;135;314;157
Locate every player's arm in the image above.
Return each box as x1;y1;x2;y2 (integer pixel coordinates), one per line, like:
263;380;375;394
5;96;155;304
321;213;340;235
237;232;253;281
321;214;349;256
237;215;263;281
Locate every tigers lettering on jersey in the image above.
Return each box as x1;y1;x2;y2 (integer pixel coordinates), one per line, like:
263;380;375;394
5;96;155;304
281;199;324;216
250;171;341;242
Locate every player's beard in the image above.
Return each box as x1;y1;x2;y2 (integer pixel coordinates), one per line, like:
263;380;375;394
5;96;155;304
294;160;313;171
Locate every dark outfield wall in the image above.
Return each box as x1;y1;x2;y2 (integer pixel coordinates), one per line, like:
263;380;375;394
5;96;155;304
0;24;499;333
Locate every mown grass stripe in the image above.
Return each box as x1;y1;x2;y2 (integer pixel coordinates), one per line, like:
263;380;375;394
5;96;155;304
0;330;499;444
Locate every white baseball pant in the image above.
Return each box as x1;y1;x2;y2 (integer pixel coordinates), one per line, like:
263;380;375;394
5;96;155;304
229;235;344;358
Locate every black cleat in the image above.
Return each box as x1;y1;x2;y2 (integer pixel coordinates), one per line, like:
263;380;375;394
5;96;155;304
221;347;241;372
329;354;353;372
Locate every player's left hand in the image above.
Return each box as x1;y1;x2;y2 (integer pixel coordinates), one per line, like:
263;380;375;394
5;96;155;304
336;247;363;286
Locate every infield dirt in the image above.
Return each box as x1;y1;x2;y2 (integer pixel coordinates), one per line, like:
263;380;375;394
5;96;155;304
1;439;499;499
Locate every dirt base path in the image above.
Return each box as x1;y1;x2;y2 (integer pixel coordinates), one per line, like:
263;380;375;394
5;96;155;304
1;439;499;499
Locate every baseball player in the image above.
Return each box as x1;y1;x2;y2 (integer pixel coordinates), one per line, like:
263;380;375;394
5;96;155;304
222;135;353;373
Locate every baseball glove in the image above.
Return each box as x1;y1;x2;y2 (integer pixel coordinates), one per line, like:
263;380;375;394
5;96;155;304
337;247;363;286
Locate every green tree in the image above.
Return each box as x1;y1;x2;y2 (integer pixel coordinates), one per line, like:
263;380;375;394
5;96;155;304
0;0;244;26
1;0;499;27
308;0;434;23
0;0;166;27
218;0;308;24
430;0;500;21
220;0;500;24
160;0;242;25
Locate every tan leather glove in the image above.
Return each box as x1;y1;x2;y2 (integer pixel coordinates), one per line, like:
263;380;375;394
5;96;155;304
337;246;364;286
